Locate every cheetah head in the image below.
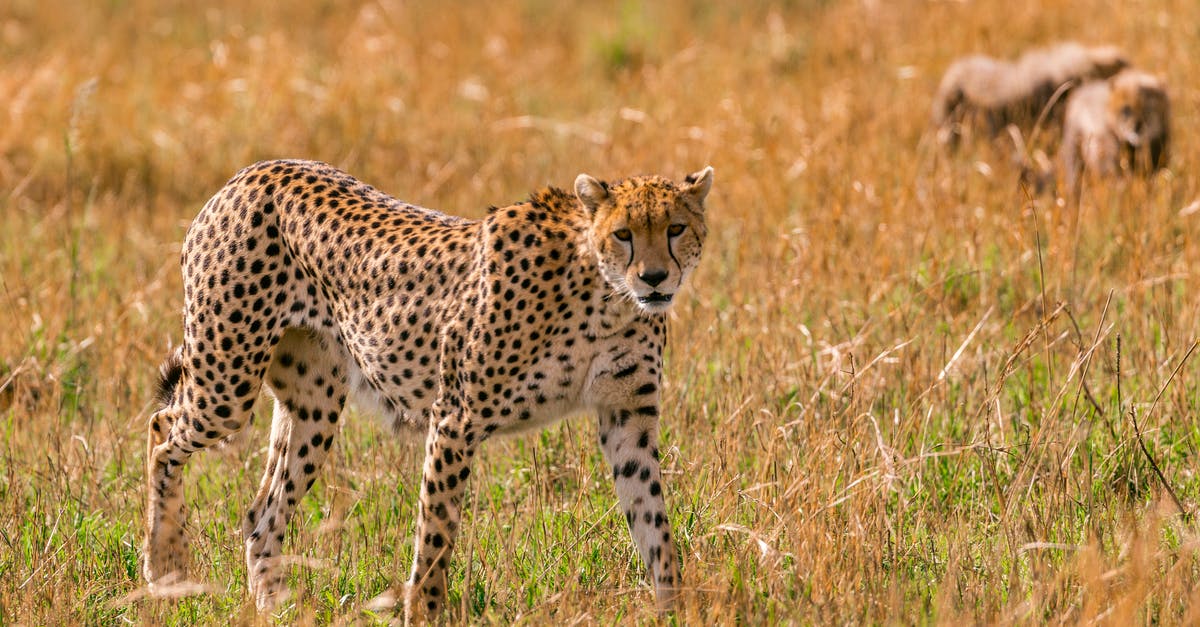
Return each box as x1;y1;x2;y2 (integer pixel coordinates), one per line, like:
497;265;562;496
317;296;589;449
575;167;713;315
1107;70;1169;149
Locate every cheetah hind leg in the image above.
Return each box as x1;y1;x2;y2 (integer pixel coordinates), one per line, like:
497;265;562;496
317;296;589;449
242;329;347;610
143;347;262;587
142;405;192;584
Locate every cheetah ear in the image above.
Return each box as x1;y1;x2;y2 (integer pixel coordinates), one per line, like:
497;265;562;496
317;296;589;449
681;166;714;205
574;173;609;215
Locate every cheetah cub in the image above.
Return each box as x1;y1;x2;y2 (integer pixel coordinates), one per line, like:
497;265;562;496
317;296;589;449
1060;69;1170;191
142;159;713;621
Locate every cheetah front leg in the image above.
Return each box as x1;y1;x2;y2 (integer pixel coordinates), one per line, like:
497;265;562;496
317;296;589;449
598;404;680;611
404;411;477;623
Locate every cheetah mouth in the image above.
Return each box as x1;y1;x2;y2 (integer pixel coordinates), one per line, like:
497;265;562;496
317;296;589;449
637;292;674;305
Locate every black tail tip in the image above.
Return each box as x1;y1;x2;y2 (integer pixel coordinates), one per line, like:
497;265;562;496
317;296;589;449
154;347;185;408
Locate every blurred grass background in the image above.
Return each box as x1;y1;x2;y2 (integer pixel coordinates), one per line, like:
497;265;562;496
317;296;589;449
3;0;1200;623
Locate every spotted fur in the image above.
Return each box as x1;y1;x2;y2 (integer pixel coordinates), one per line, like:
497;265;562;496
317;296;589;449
141;159;714;620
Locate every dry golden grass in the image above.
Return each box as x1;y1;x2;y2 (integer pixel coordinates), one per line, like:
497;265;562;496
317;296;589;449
3;0;1200;623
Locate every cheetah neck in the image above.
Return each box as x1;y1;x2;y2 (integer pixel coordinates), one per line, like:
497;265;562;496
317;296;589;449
591;292;648;338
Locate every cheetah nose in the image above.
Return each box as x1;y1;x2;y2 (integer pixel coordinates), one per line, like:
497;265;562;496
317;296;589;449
639;269;668;287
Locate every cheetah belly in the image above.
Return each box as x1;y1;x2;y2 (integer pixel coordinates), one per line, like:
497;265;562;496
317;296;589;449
346;364;432;436
487;396;592;437
339;334;598;439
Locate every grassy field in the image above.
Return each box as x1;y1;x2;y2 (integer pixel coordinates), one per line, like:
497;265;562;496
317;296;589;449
3;0;1200;623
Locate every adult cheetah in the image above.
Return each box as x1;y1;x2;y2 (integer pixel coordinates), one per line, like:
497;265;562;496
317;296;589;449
142;159;714;620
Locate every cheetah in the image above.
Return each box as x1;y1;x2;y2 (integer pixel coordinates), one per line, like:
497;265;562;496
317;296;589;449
932;42;1128;147
142;159;714;620
1060;69;1170;192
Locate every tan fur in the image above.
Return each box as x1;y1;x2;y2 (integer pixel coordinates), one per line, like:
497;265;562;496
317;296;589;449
932;42;1128;147
1059;69;1170;191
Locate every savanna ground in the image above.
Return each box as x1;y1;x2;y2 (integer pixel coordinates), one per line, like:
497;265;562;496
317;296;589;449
3;0;1200;623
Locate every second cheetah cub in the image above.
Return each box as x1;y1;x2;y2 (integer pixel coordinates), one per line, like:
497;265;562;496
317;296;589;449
1060;69;1170;191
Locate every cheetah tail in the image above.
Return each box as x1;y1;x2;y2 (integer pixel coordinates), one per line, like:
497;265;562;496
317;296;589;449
154;346;185;408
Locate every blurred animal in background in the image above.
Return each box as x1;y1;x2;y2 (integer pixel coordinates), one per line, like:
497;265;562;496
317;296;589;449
932;42;1128;148
1059;68;1170;193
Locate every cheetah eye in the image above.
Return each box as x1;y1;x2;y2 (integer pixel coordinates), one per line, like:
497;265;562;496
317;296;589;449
612;228;633;242
667;224;686;237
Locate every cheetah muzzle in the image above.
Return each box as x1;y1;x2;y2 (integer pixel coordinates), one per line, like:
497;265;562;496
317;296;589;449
141;159;714;621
